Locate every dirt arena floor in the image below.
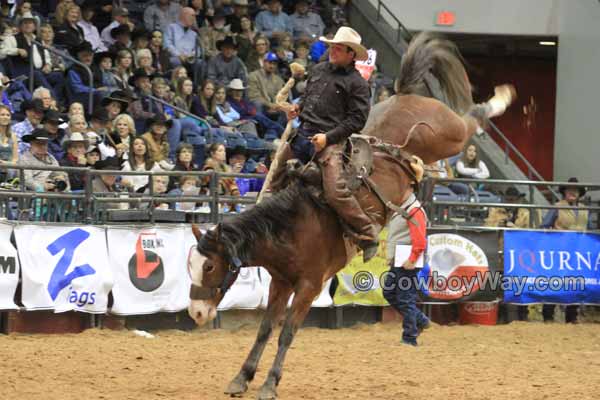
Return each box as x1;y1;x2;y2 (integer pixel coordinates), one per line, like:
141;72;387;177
1;321;599;400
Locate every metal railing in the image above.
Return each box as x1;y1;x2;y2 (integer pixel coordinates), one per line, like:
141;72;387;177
30;40;94;113
0;163;265;224
374;0;413;44
427;177;600;230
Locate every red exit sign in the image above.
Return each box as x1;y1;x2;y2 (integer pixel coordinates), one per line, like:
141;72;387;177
435;11;456;26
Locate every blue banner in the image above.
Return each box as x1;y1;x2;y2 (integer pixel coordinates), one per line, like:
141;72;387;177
504;230;600;304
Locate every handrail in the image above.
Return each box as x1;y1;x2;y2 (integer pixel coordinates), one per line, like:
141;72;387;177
375;0;413;44
30;40;94;113
485;120;561;201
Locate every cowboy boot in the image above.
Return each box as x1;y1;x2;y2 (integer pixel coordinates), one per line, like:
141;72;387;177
319;144;379;262
268;141;295;192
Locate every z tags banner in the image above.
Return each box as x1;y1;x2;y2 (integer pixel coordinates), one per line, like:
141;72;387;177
16;225;112;313
108;226;190;315
0;223;19;310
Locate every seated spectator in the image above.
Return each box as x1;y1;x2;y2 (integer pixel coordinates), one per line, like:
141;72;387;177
247;52;285;119
191;79;219;124
450;142;490;196
54;0;74;26
32;87;57;111
255;0;292;44
100;7;134;49
121;136;162;193
332;0;349;27
54;4;85;52
292;39;312;69
43;110;67;161
86;107;116;160
86;145;100;168
92;156;124;210
136;49;156;77
540;177;592;324
169;175;203;211
14;98;45;154
227;0;250;34
59;132;89;191
78;0;107;52
202;143;240;211
144;0;181;32
164;7;204;75
214;83;257;136
279;33;295;59
112;49;134;90
227;78;284;140
13;1;42;28
65;112;88;138
235;15;257;62
141;114;173;168
206;36;247;87
38;24;67;79
229;145;268;174
102;90;131;122
290;0;325;40
95;51;120;92
18;128;69;192
148;29;172;76
0;105;18;181
485;186;539;229
198;8;229;60
66;41;106;108
245;35;270;73
108;24;133;55
142;174;170;209
173;77;197;115
189;0;210;28
170;67;189;92
131;28;151;52
110;113;136;161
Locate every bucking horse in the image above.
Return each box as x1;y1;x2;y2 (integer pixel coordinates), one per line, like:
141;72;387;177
186;32;516;399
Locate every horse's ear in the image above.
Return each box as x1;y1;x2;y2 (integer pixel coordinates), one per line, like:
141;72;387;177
191;224;203;242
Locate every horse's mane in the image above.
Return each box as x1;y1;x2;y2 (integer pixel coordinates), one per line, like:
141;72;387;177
198;181;318;262
395;32;473;114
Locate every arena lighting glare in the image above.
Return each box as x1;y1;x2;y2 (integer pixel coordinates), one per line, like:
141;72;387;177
539;41;556;46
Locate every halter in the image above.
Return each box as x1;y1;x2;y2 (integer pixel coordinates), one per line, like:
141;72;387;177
188;243;245;301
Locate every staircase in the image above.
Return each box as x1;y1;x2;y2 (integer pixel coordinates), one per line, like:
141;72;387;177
348;0;554;205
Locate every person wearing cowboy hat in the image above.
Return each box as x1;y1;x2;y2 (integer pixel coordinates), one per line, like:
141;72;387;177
13;98;45;154
66;41;106;108
255;0;293;43
229;76;285;141
108;24;132;55
102;90;131;120
100;7;134;48
141;114;174;168
18;128;69;192
59;132;90;191
268;26;379;261
227;0;250;34
143;0;182;32
91;156;127;211
42;109;67;161
485;186;540;229
540;176;593;324
78;0;108;53
206;35;248;87
95;51;120;92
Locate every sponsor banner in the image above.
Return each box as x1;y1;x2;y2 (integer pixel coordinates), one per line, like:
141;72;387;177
418;230;500;303
259;268;333;308
108;226;190;315
355;49;377;81
333;229;390;306
504;230;600;304
0;223;19;310
16;225;112;313
218;267;264;310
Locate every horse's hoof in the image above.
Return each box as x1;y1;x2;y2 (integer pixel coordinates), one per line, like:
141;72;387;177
256;384;277;400
225;376;249;397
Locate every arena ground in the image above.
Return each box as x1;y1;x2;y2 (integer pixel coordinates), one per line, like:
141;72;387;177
1;321;599;400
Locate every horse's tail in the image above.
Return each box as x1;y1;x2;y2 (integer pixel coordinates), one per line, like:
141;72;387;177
395;32;473;114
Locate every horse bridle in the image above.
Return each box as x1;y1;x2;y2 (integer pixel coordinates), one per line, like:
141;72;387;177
189;246;245;301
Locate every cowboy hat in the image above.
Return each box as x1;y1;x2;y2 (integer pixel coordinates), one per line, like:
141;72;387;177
94;156;121;171
227;78;246;91
146;114;174;130
559;177;586;197
94;51;115;65
503;186;526;200
42;109;65;124
216;36;238;50
110;24;131;39
70;41;94;58
128;68;156;86
319;27;368;61
101;90;131;111
22;128;50;143
22;98;45;113
63;132;89;150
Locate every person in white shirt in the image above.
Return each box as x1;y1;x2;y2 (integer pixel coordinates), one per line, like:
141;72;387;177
78;1;108;52
100;7;134;48
449;142;490;196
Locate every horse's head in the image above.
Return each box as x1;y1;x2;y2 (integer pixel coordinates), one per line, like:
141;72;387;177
187;224;242;326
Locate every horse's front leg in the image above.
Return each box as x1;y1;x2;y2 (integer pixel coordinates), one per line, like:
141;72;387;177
256;280;321;400
225;278;292;397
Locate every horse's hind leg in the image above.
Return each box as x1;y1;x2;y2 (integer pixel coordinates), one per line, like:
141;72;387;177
225;278;292;397
256;280;321;400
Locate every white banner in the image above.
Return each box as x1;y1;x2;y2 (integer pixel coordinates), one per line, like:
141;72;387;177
0;223;19;310
259;268;333;308
108;226;191;315
218;267;264;310
15;225;113;313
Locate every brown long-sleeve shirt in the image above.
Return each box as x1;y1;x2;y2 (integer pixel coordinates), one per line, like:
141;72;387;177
298;61;370;144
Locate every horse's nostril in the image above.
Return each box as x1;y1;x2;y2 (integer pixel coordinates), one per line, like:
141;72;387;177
196;311;203;320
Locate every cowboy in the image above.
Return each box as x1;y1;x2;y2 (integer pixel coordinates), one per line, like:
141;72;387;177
271;27;378;261
18;128;69;192
540;177;593;324
59;132;90;191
